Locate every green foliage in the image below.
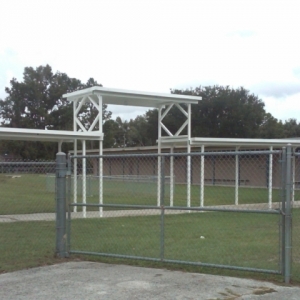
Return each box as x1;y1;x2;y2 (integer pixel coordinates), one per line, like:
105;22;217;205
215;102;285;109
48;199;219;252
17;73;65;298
126;85;300;141
0;65;110;159
283;118;300;138
103;115;154;148
259;113;285;139
1;69;300;158
171;85;266;138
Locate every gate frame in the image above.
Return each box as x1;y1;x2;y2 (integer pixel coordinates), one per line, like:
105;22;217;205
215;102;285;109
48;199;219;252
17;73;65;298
56;147;294;282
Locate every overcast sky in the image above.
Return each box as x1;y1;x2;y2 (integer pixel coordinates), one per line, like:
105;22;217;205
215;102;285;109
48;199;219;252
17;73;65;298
0;0;299;122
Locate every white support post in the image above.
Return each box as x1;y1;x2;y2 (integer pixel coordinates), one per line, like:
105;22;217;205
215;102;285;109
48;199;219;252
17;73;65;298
157;106;162;206
73;140;77;213
82;140;86;218
292;148;295;203
187;142;191;208
268;146;273;209
187;104;191;137
187;104;191;208
97;95;103;217
73;100;77;213
170;146;174;207
200;145;205;207
99;141;103;217
235;147;239;205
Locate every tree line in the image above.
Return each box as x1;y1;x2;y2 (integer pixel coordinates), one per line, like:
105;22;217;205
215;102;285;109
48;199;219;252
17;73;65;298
0;65;299;159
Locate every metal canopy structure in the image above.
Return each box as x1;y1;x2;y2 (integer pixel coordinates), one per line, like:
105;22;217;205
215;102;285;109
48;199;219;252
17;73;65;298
3;85;299;217
0;127;103;143
63;86;200;108
160;137;300;148
0;86;201;218
62;86;202;217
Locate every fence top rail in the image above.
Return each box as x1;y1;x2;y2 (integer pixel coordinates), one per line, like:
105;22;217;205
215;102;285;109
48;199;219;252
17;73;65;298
71;150;281;159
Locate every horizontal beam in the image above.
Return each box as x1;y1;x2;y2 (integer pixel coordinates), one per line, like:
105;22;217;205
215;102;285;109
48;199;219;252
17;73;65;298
63;86;201;107
0;127;103;142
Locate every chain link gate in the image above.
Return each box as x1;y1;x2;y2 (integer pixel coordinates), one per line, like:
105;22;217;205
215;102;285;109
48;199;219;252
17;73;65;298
55;146;294;282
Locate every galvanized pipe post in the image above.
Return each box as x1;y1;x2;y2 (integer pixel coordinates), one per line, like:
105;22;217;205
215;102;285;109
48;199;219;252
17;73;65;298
284;144;292;283
55;152;67;258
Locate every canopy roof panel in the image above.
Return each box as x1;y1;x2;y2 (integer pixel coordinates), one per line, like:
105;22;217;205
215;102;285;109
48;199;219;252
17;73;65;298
0;128;103;142
63;86;201;108
190;137;300;147
158;136;300;148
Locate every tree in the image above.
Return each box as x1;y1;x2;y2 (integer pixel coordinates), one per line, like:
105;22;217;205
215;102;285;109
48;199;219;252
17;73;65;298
102;115;154;148
258;113;285;138
171;85;267;138
103;119;119;148
144;109;159;145
0;65;110;159
283;119;300;138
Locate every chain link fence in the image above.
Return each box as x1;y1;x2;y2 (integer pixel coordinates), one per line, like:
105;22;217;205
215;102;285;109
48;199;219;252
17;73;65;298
1;148;298;283
68;150;286;276
0;159;56;272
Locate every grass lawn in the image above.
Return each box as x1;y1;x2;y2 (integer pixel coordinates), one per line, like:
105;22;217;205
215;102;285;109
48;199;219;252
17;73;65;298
1;209;300;285
0;174;55;214
69;211;281;271
2;174;299;215
1;173;300;284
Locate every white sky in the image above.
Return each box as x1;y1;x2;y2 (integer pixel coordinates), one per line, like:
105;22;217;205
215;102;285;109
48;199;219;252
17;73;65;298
0;0;300;122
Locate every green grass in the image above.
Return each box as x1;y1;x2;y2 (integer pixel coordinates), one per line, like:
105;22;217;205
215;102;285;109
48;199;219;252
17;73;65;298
0;210;300;283
1;173;300;284
0;221;56;272
1;209;300;285
70;211;281;271
0;174;55;214
2;173;299;215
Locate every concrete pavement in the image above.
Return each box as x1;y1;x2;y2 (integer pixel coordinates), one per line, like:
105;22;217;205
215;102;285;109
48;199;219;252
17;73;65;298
0;262;300;299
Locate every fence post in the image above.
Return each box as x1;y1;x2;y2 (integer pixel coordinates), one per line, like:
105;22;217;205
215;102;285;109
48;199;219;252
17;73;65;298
284;144;292;283
56;152;67;258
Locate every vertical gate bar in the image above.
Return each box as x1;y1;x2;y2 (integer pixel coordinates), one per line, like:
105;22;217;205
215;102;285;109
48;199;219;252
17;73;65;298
55;152;67;258
160;156;165;261
285;144;292;283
